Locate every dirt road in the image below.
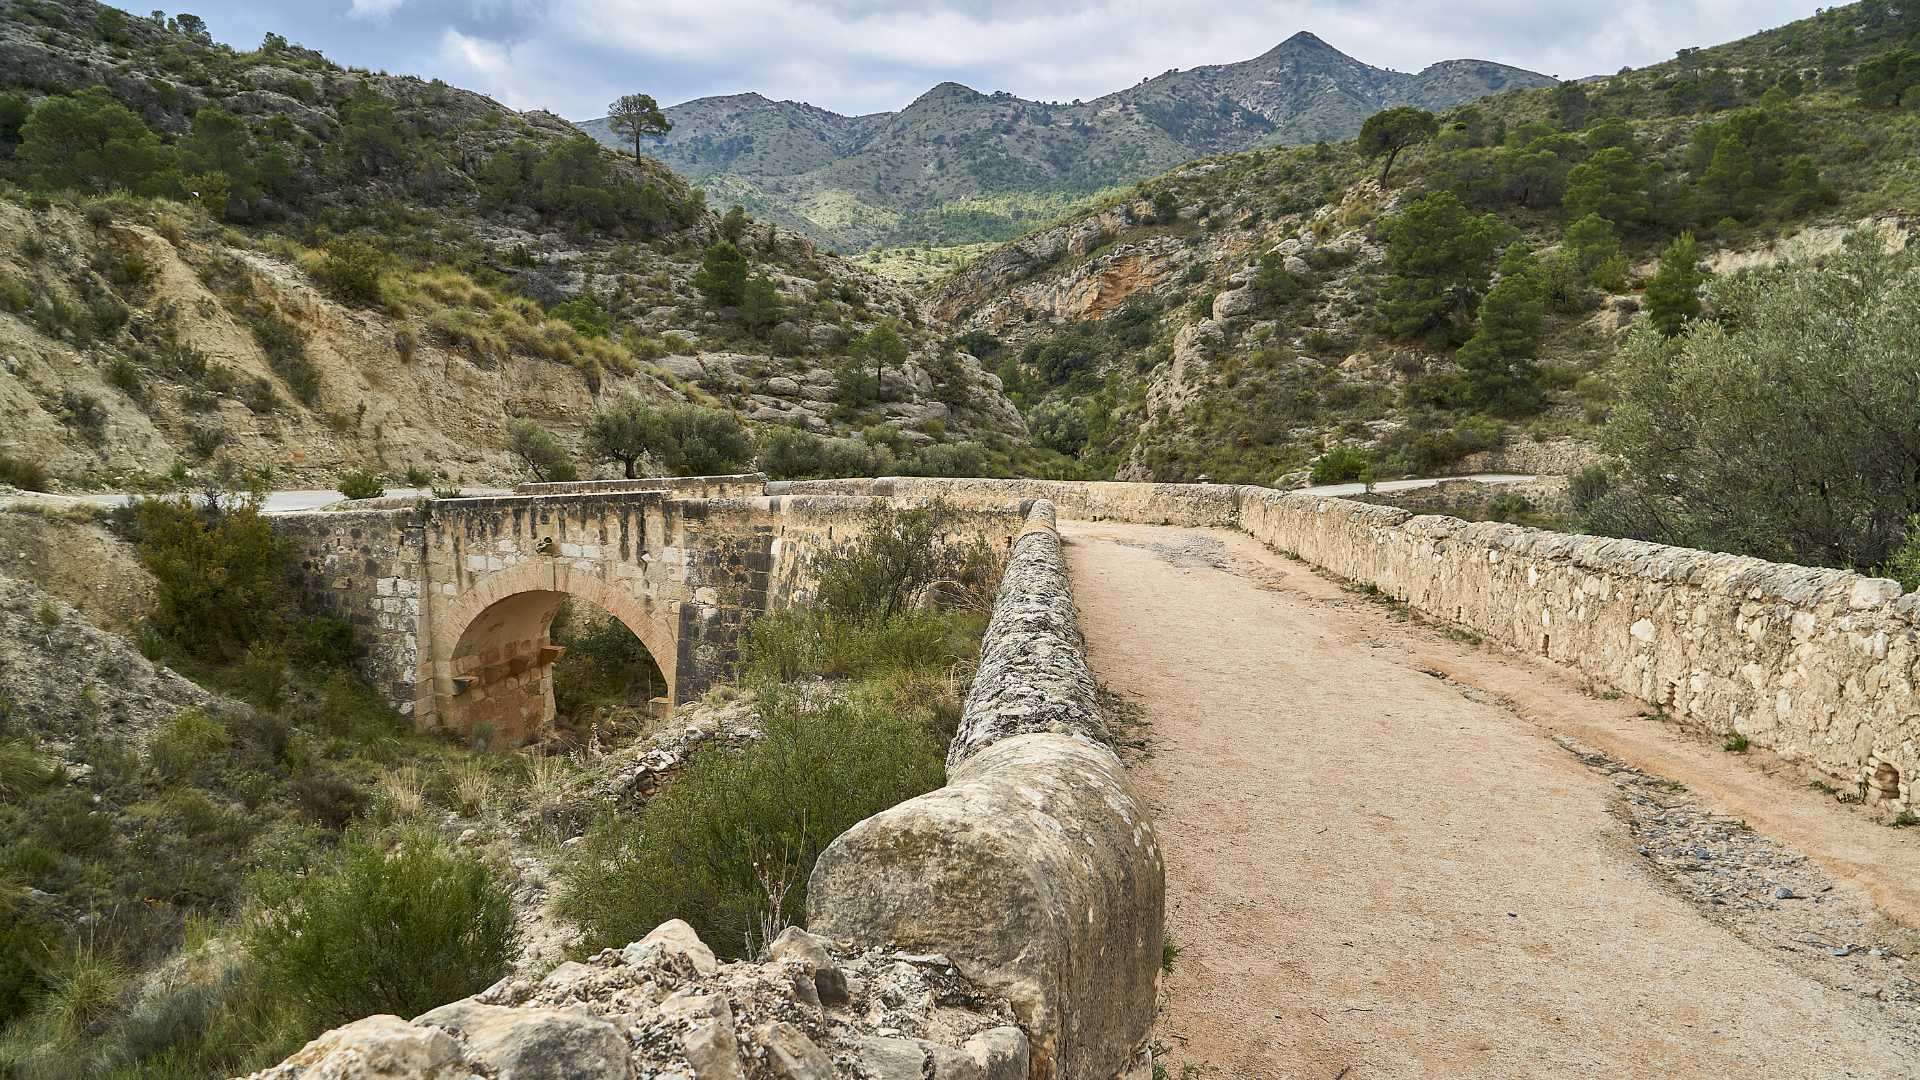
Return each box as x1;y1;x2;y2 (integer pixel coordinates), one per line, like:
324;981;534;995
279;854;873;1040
1062;522;1920;1080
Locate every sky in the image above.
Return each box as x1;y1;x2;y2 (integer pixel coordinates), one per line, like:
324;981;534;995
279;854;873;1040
154;0;1823;121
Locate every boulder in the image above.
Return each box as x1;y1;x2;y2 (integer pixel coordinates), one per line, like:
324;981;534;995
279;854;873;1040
247;1015;465;1080
412;1001;627;1080
757;1022;835;1080
623;918;719;977
1211;287;1260;320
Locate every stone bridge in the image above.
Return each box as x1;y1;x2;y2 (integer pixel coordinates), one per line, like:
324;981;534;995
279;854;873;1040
273;475;1024;745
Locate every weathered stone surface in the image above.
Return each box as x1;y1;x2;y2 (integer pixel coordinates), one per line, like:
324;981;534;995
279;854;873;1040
964;1027;1030;1080
247;918;1020;1080
1210;286;1259;320
756;1021;834;1080
412;1001;627;1080
246;1015;464;1080
626;918;721;977
946;516;1105;767
811;733;1162;1080
810;498;1162;1080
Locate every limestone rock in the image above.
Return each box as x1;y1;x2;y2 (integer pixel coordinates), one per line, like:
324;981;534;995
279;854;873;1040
623;918;719;976
680;1018;746;1080
413;1001;628;1080
810;735;1163;1080
756;1022;834;1080
1211;287;1259;320
247;1015;464;1080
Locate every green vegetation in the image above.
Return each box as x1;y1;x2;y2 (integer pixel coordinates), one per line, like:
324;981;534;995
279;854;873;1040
1590;234;1920;575
504;419;578;483
0;486;556;1077
247;828;517;1030
584;400;751;479
0;453;49;492
1359;107;1438;184
561;502;1000;958
605;92;671;157
335;468;385;501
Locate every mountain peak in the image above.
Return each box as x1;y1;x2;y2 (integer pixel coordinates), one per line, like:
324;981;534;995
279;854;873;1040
908;81;982;108
1267;30;1343;56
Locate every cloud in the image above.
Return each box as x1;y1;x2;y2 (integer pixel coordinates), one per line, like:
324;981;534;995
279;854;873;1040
346;0;408;20
192;1;1823;119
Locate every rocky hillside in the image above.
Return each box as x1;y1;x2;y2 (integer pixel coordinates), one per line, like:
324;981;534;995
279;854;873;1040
581;33;1552;250
0;0;1032;492
932;0;1920;490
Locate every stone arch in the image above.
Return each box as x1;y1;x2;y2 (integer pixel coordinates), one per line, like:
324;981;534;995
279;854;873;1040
427;560;678;746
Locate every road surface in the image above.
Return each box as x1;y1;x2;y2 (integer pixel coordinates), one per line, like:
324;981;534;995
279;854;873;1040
1064;520;1920;1080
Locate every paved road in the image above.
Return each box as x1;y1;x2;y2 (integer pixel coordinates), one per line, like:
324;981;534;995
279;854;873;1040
1297;472;1537;498
1064;521;1919;1080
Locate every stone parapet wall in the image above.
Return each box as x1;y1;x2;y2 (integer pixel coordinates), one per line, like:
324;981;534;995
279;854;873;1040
1236;489;1920;804
794;476;1917;803
774;476;1240;526
513;473;768;499
809;501;1164;1080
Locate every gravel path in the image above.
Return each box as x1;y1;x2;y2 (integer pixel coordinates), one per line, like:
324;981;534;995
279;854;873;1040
1063;522;1920;1080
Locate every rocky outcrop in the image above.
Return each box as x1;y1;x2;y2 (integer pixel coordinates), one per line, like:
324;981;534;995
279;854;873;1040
808;501;1163;1079
246;920;1028;1080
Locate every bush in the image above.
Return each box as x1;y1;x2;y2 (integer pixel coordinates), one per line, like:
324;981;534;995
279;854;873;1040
0;452;49;491
1599;234;1920;573
561;686;944;959
584;400;749;479
150;709;233;784
812;501;1000;620
1310;446;1373;484
757;428;887;480
504;419;577;483
335;468;385;501
310;239;386;308
248;829;517;1029
129;495;290;662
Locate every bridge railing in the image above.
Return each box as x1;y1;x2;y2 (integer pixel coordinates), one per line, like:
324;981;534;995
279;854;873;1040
808;499;1163;1080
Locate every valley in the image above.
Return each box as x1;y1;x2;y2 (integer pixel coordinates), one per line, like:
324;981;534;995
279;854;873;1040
2;0;1920;1078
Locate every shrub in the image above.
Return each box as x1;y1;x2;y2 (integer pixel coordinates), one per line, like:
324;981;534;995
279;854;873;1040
310;239;387;308
0;453;49;491
335;468;385;501
1310;446;1373;485
561;686;943;958
129;495;290;662
504;419;577;482
585;401;749;479
104;355;146;404
248;829;518;1029
1878;516;1920;592
812;500;1000;620
241;304;320;406
1599;234;1919;573
150;708;233;784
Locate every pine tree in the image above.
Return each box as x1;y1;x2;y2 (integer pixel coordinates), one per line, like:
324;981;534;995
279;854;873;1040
1455;243;1547;413
691;241;748;308
1644;233;1707;337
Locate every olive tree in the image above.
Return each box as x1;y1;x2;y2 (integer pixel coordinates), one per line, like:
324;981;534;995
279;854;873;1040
1591;233;1920;574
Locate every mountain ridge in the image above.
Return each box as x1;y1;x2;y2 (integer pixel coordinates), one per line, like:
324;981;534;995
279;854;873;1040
577;34;1555;249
